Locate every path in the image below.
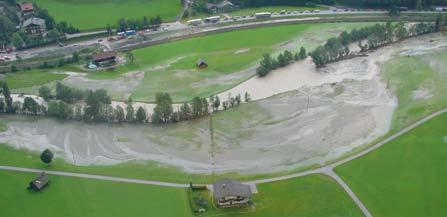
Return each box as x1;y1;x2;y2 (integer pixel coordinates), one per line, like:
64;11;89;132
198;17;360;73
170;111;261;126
1;109;445;216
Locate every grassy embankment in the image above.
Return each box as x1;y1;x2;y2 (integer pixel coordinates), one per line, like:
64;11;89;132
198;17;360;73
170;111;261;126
336;113;447;217
29;0;182;30
0;170;363;217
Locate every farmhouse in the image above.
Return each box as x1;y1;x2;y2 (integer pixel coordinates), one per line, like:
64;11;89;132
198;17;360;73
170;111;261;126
28;172;50;191
22;17;46;37
17;2;34;18
92;51;117;66
207;0;235;14
196;58;208;69
213;179;252;207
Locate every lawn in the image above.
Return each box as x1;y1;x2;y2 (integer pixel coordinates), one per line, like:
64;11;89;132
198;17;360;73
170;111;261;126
382;50;447;131
88;22;373;102
195;174;363;217
0;170;191;217
30;0;182;30
5;69;67;90
335;113;447;217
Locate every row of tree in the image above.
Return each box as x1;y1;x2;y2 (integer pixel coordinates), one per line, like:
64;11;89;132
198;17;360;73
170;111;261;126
310;21;439;68
117;16;163;32
338;0;447;8
256;47;307;77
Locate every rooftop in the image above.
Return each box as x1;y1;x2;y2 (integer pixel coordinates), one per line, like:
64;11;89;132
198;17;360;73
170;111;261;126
22;17;45;27
213;179;252;199
19;2;34;12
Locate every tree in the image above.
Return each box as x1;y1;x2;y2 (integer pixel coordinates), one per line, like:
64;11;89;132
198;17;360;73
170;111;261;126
0;81;13;113
72;52;80;62
107;24;112;36
213;96;220;111
0;16;15;44
151;92;173;123
277;53;287;67
298;46;307;59
283;50;294;64
191;97;203;118
244;92;251;102
46;29;63;42
39;86;52;101
23;97;40;115
180;102;191;120
340;31;351;46
40;148;54;165
416;0;423;11
11;32;25;49
135;106;147;123
126;52;134;64
114;105;125;122
126;97;135;122
256;65;269;77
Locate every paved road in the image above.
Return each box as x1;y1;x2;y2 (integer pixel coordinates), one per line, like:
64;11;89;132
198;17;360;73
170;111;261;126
1;109;445;216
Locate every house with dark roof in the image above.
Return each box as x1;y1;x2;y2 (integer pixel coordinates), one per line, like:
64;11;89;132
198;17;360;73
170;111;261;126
28;172;50;191
17;2;34;18
92;51;117;66
206;0;235;14
22;17;46;37
213;179;252;207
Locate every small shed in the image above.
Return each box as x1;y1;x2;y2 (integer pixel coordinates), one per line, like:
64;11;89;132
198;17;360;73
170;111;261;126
196;58;208;69
92;51;117;66
28;172;50;191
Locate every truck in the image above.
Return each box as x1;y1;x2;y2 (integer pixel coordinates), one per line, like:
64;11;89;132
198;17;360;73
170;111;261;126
255;12;272;19
187;19;202;26
125;30;137;36
204;16;220;23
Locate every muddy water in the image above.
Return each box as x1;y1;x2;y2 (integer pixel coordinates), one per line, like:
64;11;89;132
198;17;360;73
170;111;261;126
1;33;446;174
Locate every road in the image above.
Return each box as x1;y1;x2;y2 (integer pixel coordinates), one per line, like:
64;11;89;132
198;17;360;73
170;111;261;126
1;108;445;216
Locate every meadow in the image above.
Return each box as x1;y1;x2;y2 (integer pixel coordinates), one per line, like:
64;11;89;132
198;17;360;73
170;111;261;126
0;170;191;217
0;169;362;217
5;69;67;90
382;50;447;131
335;113;447;217
30;0;182;30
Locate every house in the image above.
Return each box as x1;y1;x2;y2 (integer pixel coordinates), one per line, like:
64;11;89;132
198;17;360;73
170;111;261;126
22;17;46;37
92;51;117;66
213;179;252;207
18;2;34;18
28;172;50;191
206;0;235;14
196;58;208;69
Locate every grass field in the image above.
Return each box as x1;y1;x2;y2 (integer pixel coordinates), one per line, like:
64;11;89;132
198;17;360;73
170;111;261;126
5;70;67;90
0;170;191;217
382;50;447;131
30;0;182;30
194;174;363;217
91;22;372;102
336;113;447;217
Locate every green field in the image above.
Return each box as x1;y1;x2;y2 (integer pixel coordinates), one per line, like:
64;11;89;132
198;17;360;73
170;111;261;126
90;22;373;102
336;113;447;217
30;0;182;30
382;50;447;131
0;170;191;217
5;70;67;90
0;170;362;217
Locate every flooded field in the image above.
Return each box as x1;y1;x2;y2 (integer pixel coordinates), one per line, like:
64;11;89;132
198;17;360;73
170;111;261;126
1;33;446;174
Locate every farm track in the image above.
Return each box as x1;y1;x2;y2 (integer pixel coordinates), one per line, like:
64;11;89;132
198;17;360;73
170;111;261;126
1;108;445;217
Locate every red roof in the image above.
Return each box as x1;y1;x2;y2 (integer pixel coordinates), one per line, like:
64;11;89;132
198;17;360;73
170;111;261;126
19;3;34;12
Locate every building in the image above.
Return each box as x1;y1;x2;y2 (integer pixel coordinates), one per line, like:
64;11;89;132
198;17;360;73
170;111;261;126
92;51;117;66
28;172;50;191
18;2;34;18
196;58;208;69
206;0;235;14
22;17;46;37
255;12;272;19
213;179;252;207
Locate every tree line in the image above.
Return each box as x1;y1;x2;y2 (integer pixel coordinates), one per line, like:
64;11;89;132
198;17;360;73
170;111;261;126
256;47;307;77
116;16;162;32
0;80;251;125
338;0;447;8
310;21;440;67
